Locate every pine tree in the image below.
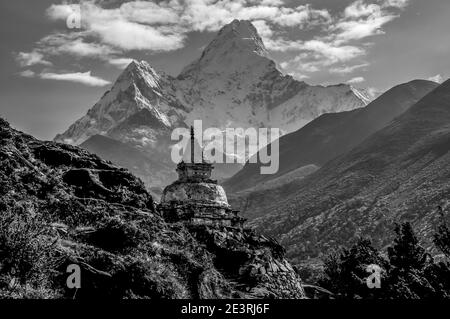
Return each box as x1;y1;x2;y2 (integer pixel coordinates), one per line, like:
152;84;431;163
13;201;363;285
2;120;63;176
388;222;429;271
386;222;435;298
427;208;450;298
319;238;387;299
433;207;450;257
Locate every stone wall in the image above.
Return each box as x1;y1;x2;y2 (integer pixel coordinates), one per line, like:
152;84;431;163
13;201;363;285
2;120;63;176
159;203;245;228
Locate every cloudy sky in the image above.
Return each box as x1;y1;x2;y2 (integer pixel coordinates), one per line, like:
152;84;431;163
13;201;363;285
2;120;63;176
1;0;449;140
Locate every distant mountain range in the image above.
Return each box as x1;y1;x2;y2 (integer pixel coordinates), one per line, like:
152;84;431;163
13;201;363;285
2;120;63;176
225;79;439;193
238;79;450;266
54;19;371;191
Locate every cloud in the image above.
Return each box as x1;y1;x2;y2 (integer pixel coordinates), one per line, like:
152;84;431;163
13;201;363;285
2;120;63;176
382;0;410;9
39;71;110;86
119;1;180;25
248;0;284;6
265;37;365;58
264;0;409;53
273;0;410;77
15;51;52;67
301;40;364;61
427;74;444;83
269;5;331;27
46;3;79;21
43;1;409;47
41;0;409;56
252;20;275;38
38;34;119;58
332;0;398;44
333;15;396;43
17;68;110;86
347;76;365;84
330;63;369;74
44;1;332;53
176;1;330;31
46;2;186;52
18;70;36;78
344;1;381;19
16;0;411;80
90;19;185;51
366;87;382;98
287;71;310;81
275;40;365;76
108;58;135;69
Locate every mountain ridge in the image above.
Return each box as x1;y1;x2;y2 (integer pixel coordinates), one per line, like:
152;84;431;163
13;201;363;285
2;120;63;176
225;79;439;193
248;78;450;265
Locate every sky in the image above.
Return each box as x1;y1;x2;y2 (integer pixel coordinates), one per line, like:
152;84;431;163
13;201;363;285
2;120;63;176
1;0;450;141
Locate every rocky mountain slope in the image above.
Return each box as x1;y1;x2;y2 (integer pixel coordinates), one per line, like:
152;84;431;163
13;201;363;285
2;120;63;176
248;79;450;266
225;80;439;193
0;117;305;299
54;19;370;190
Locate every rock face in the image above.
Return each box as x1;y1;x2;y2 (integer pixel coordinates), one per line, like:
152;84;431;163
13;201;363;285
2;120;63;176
189;225;305;298
0;117;304;299
55;19;370;190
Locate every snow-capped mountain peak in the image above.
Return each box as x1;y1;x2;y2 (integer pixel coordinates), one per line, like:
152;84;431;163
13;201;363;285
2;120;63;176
213;19;268;56
55;19;372;188
179;19;271;80
118;60;167;90
55;59;176;145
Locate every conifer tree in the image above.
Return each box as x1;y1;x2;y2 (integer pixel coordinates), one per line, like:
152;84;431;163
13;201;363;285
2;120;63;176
388;223;429;271
433;207;450;257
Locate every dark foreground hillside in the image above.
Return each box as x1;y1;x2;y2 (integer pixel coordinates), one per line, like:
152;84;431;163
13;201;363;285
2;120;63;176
0;118;304;299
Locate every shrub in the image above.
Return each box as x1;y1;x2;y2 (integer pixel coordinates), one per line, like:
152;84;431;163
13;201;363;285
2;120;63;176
84;216;147;253
0;204;56;293
318;238;388;299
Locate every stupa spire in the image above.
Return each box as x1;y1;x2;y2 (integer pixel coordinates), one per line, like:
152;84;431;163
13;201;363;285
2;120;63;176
190;125;195;163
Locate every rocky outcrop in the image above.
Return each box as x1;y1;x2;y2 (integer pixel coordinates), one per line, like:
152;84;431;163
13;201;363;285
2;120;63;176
0;117;304;299
188;225;305;298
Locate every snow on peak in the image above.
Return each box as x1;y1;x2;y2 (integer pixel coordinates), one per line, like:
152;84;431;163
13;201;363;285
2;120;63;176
179;20;270;79
217;19;267;54
117;60;164;89
350;86;374;105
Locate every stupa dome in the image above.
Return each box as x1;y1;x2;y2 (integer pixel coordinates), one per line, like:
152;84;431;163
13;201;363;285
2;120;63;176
161;181;229;207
